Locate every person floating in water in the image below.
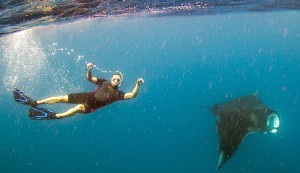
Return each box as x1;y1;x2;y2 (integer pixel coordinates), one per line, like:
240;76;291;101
13;63;144;120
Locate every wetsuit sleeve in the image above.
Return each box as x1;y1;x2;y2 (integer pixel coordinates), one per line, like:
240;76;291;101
96;78;107;85
118;91;125;100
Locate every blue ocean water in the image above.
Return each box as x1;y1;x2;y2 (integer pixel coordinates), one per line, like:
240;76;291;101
0;7;300;173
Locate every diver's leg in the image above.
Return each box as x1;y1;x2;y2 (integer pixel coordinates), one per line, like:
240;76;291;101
55;104;86;118
37;95;69;105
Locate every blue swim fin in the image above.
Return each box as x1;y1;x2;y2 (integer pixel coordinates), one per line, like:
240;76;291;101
13;88;37;107
29;107;57;120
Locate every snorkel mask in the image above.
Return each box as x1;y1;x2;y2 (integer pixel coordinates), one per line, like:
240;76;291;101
112;71;123;87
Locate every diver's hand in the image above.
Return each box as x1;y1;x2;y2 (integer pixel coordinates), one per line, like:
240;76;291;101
137;78;144;85
87;63;93;70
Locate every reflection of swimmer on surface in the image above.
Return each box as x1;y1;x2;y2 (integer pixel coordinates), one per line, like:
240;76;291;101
13;63;144;120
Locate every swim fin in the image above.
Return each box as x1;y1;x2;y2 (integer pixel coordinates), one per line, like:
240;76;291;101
13;88;38;107
29;107;57;120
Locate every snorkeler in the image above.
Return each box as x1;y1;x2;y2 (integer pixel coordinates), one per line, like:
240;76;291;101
13;63;144;120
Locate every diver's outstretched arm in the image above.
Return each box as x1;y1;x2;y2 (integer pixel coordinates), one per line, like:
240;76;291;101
86;63;98;84
124;78;144;99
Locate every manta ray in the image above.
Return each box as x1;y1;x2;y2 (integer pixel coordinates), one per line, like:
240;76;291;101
209;95;280;171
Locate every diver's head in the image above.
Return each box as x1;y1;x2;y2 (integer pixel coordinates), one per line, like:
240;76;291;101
266;113;280;134
111;72;123;87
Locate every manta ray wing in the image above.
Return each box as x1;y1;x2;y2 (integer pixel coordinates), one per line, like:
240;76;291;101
210;95;278;171
215;113;251;171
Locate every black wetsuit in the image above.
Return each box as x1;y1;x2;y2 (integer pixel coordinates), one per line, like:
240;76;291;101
67;79;125;113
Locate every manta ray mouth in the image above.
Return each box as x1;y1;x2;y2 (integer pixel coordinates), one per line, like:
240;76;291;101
267;113;280;133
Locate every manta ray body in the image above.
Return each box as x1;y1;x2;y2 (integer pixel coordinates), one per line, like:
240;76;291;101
210;95;280;171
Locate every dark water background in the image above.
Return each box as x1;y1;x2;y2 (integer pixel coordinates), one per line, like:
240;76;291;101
0;1;300;173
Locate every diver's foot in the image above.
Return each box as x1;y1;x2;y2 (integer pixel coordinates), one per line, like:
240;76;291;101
13;88;38;107
30;101;38;107
29;107;58;120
